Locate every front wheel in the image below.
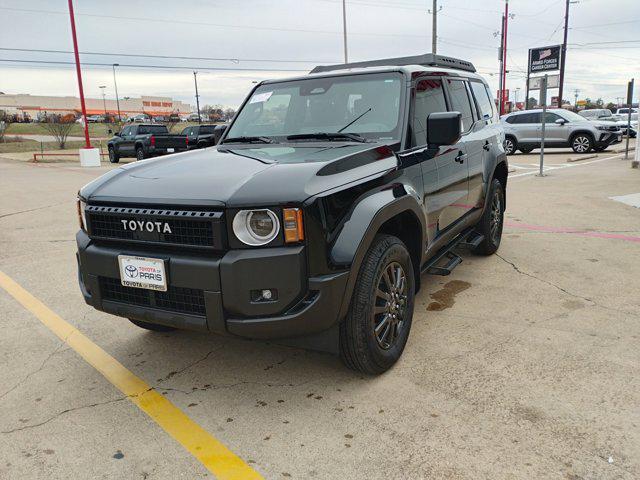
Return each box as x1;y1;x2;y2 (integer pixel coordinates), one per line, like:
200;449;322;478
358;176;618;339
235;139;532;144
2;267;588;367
108;146;119;163
339;234;415;375
472;178;505;256
594;145;607;152
135;147;145;161
571;134;593;153
504;137;517;156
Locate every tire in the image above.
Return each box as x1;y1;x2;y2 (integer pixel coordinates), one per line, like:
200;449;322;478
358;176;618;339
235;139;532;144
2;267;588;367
108;146;120;163
571;133;593;153
339;234;415;375
504;136;517;156
472;178;505;256
129;319;177;332
135;146;145;161
519;147;534;154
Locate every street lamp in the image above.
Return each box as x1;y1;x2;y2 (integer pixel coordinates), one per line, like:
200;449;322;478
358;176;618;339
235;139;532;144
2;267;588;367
112;63;121;122
99;85;107;119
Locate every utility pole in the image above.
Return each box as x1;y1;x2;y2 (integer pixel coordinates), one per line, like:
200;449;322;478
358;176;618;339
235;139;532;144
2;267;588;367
66;0;90;148
342;0;348;63
431;0;438;54
99;85;107;117
112;63;121;122
498;14;505;114
193;71;201;124
500;1;510;116
557;0;573;110
574;88;580;109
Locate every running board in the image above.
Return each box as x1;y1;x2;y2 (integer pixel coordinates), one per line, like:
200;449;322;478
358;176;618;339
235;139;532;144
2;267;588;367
422;228;480;276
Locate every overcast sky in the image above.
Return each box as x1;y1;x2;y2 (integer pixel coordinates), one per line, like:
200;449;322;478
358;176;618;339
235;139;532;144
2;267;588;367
0;0;638;109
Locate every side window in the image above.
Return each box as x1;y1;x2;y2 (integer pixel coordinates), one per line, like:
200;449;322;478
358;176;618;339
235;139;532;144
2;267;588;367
121;126;131;136
470;81;495;122
411;78;447;147
543;112;561;123
447;79;474;133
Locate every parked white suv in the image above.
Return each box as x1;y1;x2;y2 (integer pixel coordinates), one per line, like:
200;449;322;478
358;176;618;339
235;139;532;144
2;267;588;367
501;109;622;155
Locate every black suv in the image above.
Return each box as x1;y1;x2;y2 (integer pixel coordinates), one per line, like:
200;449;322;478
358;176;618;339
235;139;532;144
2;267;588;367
76;54;508;374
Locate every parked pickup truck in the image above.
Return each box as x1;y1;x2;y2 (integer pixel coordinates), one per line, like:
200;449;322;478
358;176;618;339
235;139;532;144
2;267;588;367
107;124;188;162
181;124;221;149
77;54;508;374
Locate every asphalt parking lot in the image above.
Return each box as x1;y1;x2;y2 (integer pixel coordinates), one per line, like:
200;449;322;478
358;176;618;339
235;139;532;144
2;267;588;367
1;143;639;479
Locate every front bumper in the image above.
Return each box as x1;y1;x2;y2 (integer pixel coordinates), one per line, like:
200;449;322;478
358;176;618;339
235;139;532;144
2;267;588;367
76;231;348;339
595;131;623;146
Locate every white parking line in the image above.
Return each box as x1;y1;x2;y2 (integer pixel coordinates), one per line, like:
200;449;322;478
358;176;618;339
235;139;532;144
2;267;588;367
509;153;624;179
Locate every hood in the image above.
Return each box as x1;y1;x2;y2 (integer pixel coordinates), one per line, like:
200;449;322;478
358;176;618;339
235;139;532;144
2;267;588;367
80;143;397;207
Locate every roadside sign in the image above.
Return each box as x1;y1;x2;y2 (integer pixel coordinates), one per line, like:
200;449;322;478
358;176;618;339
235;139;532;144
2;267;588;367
576;100;587;106
528;74;559;90
529;45;561;73
551;96;559;107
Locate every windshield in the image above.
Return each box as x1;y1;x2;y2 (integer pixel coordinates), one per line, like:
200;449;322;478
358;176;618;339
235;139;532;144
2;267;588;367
226;72;404;142
560;110;589;123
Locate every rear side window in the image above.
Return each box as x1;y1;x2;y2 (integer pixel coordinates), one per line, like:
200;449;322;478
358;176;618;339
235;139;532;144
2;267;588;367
509;113;540;124
447;79;474;132
411;78;447;147
470;81;495;122
139;125;169;135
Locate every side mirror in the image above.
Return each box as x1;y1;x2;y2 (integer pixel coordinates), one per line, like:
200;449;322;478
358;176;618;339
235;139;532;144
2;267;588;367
427;112;462;146
555;118;567;125
108;129;113;135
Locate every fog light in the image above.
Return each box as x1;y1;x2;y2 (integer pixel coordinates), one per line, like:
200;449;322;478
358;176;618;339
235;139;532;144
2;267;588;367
251;289;278;302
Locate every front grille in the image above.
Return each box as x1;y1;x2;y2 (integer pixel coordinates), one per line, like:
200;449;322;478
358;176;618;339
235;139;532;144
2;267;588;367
99;277;206;316
87;206;224;249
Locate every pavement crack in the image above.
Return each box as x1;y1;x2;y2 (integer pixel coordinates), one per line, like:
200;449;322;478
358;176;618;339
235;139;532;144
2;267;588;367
495;253;594;303
155;346;225;384
0;201;69;219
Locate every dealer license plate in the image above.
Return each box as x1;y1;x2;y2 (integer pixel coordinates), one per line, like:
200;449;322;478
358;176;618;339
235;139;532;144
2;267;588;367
118;255;167;291
167;148;175;153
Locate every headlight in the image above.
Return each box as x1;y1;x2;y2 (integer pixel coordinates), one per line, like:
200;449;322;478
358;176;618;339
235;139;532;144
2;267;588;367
232;209;280;246
596;125;611;131
76;198;87;231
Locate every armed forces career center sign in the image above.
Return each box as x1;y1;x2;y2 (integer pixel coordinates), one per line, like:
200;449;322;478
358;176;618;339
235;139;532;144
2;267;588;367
529;45;561;73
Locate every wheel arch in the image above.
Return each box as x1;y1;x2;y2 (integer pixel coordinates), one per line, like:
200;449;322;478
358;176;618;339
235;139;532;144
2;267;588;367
569;129;595;144
330;187;426;321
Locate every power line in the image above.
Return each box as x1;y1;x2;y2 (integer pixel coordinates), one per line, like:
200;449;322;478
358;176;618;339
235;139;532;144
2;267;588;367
0;59;310;72
0;47;335;65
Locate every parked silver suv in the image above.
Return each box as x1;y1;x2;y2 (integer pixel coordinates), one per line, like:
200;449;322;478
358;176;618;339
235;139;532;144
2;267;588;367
501;109;622;155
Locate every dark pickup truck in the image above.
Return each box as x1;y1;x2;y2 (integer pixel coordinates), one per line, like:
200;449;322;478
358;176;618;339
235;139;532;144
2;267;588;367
107;124;188;162
181;124;227;149
77;54;508;374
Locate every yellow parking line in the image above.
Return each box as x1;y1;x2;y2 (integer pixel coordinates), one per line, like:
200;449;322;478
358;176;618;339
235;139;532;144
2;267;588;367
0;270;263;480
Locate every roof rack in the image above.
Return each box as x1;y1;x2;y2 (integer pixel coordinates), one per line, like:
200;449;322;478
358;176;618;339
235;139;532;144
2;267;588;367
310;53;476;74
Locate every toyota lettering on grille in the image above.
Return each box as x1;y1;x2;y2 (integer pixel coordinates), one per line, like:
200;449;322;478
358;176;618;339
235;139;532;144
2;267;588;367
121;219;172;234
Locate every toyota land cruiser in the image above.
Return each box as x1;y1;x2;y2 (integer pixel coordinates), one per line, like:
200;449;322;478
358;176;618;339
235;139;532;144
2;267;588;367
76;54;508;374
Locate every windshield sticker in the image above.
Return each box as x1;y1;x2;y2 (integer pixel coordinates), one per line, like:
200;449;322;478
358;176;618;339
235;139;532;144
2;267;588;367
249;91;273;104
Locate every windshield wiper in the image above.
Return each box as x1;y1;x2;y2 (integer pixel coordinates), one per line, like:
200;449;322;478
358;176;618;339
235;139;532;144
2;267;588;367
286;132;368;143
222;136;275;144
338;107;372;133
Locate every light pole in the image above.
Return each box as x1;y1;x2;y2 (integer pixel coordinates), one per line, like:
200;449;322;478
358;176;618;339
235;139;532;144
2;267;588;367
66;0;91;149
112;63;121;122
342;0;348;63
515;87;520;109
193;71;201;124
99;85;107;119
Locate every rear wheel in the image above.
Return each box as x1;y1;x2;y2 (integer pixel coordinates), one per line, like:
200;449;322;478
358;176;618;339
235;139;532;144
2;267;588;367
504;137;517;155
129;319;177;332
472;178;504;256
571;134;593;153
135;146;145;161
108;146;119;163
339;234;415;375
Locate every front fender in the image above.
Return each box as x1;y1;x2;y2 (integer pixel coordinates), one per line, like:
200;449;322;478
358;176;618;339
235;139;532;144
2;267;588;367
330;186;426;320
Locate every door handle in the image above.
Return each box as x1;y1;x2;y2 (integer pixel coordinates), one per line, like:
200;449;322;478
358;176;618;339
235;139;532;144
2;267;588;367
455;153;467;164
483;141;491;151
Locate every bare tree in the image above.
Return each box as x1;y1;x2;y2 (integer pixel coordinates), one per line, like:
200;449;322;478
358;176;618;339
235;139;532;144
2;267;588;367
0;110;12;143
41;114;76;149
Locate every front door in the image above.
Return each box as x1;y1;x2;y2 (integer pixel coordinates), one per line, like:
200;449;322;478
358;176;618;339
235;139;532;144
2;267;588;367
539;111;569;145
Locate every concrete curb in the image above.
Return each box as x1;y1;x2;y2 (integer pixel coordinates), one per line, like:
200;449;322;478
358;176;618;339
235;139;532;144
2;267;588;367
567;154;597;163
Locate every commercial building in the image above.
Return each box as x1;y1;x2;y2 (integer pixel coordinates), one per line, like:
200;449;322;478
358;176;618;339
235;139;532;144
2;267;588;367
0;93;192;120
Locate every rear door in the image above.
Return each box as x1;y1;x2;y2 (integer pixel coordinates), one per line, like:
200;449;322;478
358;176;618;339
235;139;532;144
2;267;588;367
517;112;542;143
468;80;500;209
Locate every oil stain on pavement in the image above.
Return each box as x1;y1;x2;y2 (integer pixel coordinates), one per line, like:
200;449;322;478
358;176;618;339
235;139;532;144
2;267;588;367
426;280;471;311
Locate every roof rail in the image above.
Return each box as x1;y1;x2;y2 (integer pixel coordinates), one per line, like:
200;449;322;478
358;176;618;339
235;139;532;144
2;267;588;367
310;53;476;74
